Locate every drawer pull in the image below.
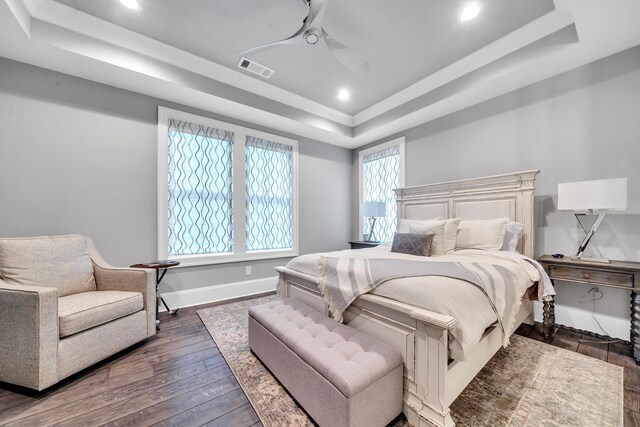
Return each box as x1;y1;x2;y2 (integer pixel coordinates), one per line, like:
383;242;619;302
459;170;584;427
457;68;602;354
583;273;591;280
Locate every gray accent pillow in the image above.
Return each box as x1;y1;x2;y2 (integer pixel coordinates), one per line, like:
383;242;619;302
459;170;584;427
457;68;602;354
391;232;435;257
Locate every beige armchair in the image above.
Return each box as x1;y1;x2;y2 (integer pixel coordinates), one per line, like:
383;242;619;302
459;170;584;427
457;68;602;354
0;235;155;391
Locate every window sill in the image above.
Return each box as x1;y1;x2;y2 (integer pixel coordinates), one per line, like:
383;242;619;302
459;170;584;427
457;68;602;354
166;249;299;268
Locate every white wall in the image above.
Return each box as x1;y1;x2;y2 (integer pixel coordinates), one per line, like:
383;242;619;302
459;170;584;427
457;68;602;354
0;57;353;298
354;46;640;339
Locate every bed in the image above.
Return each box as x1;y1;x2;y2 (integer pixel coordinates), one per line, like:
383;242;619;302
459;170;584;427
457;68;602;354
275;170;540;427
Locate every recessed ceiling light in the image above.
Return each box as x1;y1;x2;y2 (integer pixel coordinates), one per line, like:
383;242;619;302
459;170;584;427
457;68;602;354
459;3;481;22
119;0;141;11
337;89;350;101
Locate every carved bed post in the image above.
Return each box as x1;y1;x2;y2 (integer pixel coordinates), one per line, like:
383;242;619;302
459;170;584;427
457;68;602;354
414;322;455;427
632;291;640;363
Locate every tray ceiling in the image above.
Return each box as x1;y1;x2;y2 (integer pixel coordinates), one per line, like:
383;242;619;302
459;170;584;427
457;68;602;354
1;0;640;148
53;0;555;115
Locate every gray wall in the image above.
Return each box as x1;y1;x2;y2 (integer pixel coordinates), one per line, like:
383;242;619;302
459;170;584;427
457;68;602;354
354;46;640;336
0;57;352;293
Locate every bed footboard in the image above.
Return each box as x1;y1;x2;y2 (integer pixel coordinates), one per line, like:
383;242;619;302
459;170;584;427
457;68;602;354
276;267;533;427
276;267;459;427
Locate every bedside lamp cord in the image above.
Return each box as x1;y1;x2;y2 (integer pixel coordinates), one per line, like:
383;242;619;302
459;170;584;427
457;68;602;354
577;287;621;344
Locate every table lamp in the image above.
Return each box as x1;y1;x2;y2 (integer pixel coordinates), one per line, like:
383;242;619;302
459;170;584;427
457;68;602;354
360;202;386;242
558;177;627;263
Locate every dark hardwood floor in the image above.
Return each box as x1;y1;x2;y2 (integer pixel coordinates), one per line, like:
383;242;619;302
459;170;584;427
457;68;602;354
0;301;261;427
0;299;638;426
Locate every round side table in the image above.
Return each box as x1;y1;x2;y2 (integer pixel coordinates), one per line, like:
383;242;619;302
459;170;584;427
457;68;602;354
130;260;180;328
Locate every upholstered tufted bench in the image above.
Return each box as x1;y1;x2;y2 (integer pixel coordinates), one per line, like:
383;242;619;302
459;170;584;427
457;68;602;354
248;298;403;427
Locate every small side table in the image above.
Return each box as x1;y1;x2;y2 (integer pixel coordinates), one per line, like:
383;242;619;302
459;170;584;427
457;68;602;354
537;255;640;364
130;260;180;328
349;240;380;250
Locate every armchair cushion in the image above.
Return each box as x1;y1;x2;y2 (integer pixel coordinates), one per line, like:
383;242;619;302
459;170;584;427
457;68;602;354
0;235;96;297
58;291;143;338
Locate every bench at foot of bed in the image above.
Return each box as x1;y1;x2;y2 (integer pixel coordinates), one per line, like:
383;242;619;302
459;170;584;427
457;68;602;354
248;298;404;427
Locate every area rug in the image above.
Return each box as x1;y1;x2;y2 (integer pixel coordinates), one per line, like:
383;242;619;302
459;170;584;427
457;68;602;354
197;295;623;427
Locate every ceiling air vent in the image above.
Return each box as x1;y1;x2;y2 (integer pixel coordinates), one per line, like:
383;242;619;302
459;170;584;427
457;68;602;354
237;57;274;79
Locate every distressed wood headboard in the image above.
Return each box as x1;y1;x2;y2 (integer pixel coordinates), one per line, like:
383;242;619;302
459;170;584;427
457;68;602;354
394;170;540;258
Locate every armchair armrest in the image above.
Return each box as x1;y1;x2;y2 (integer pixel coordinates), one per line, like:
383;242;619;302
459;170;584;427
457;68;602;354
86;239;156;337
0;281;59;391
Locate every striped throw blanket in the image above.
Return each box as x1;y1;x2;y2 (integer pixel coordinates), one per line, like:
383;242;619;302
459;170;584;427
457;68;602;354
319;256;521;345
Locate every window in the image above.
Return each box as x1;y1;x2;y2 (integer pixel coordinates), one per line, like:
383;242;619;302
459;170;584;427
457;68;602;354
158;107;298;266
245;136;293;251
358;137;405;242
167;119;234;256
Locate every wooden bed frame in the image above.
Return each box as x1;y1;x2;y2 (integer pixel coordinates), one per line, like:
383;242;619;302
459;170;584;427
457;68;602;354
275;170;540;427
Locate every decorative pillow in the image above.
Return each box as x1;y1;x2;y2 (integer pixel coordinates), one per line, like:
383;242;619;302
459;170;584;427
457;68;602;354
0;235;97;297
455;218;510;250
391;232;435;257
501;221;524;252
443;218;461;253
397;219;446;255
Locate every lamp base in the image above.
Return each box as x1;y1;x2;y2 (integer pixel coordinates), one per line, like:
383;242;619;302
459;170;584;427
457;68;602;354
367;216;378;242
573;212;607;259
570;256;611;264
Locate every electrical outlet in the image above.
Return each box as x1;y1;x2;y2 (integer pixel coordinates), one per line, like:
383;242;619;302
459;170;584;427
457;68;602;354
245;266;252;276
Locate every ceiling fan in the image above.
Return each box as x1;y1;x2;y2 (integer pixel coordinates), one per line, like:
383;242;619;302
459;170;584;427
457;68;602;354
235;0;369;77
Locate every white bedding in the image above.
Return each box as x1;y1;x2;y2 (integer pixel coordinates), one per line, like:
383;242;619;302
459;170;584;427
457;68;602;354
285;246;550;361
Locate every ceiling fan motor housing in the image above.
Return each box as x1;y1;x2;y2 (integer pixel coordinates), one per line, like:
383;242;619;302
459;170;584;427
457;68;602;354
304;29;321;45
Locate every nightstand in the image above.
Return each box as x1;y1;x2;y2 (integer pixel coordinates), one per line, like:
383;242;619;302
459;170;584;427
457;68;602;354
537;255;640;364
349;241;380;250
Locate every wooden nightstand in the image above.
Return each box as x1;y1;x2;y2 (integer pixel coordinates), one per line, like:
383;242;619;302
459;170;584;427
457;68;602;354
537;255;640;364
349;241;380;250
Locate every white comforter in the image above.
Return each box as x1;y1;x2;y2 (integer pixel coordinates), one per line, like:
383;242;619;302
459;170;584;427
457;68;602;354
285;246;552;361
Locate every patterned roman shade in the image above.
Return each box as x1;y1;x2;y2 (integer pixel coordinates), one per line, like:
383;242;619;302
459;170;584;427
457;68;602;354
167;118;234;256
245;136;293;251
362;145;400;242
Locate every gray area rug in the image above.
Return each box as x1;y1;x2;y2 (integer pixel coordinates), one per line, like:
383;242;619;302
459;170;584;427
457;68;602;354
197;295;623;427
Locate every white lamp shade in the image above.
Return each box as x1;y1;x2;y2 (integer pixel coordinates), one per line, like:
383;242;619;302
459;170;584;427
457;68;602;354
558;177;627;212
360;202;386;217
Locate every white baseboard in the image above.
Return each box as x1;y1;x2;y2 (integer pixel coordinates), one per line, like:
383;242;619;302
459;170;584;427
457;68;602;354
158;276;277;312
533;301;630;341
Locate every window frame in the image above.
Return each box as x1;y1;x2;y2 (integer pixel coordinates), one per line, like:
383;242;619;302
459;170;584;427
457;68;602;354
357;136;406;240
158;107;298;267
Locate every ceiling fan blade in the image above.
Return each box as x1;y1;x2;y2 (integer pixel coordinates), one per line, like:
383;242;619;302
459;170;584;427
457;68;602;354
234;24;306;57
306;0;328;30
322;29;369;77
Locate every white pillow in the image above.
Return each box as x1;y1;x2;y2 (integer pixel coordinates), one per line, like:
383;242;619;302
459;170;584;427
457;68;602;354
443;218;461;253
500;221;524;252
455;218;510;250
397;219;446;255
